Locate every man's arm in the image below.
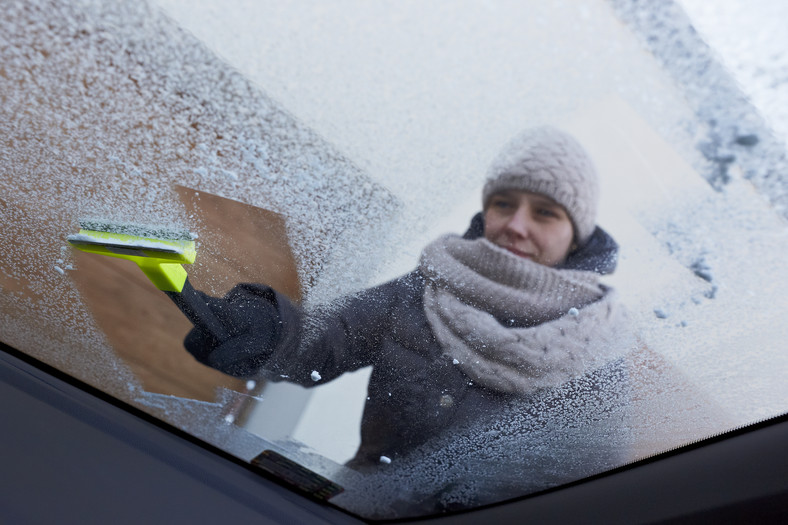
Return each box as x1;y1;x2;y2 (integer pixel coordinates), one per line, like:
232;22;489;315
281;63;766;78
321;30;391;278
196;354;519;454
182;277;406;384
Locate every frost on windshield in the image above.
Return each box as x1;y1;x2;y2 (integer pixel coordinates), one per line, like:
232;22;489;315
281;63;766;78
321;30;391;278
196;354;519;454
2;0;788;521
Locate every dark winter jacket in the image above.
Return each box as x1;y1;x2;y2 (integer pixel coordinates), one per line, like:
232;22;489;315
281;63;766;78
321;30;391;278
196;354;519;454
184;216;623;469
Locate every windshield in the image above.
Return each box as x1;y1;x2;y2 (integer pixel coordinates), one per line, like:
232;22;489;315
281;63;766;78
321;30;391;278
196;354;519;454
1;0;786;520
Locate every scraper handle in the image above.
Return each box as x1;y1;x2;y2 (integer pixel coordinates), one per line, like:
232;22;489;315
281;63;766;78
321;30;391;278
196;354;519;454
165;278;230;344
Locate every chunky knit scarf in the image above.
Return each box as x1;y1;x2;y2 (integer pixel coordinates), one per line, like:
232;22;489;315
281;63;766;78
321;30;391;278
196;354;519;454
420;235;632;395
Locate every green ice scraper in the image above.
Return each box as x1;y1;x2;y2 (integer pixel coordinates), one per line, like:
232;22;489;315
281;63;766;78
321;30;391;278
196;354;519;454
67;220;196;292
67;219;229;343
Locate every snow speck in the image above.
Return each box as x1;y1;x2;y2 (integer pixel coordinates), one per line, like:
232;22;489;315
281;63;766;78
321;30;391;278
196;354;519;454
310;370;322;382
245;380;256;390
219;168;238;180
568;307;579;316
223;414;235;424
453;358;460;365
53;266;65;275
379;455;392;464
653;308;669;319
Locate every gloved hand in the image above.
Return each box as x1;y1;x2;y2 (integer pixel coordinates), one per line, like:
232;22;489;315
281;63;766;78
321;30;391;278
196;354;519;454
183;283;282;378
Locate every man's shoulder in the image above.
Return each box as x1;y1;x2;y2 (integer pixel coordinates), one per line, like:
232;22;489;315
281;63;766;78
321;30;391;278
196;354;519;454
369;270;426;297
342;270;426;313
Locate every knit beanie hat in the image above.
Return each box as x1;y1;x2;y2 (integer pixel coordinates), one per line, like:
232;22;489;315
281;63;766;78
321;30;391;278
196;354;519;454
482;126;600;245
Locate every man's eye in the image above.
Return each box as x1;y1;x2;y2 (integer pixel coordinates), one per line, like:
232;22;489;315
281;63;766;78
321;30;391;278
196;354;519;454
492;200;511;209
537;208;559;218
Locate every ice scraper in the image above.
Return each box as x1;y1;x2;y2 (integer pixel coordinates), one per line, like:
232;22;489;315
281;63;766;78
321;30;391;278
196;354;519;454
67;219;229;343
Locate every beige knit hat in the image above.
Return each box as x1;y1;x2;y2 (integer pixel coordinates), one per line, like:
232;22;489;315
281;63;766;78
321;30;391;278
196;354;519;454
482;126;600;245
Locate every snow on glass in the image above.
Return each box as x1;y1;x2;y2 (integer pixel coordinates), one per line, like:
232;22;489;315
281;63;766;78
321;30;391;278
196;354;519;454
2;0;787;520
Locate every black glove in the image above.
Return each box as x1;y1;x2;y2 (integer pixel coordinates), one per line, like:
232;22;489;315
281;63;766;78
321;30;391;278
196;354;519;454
183;283;282;378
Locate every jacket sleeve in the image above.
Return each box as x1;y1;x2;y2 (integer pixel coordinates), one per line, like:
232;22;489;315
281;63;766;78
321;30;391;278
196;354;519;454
183;279;400;384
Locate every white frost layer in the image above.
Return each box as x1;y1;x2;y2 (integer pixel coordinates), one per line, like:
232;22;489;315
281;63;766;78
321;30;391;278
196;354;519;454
153;0;706;286
679;0;788;148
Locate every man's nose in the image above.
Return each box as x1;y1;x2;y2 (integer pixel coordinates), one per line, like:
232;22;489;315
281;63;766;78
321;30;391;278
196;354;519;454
505;207;533;238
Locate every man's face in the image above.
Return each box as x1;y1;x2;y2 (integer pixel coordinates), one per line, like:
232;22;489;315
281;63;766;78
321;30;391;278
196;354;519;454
483;190;574;267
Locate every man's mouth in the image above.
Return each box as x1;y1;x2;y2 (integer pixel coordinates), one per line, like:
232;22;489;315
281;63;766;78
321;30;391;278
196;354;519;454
505;246;534;259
